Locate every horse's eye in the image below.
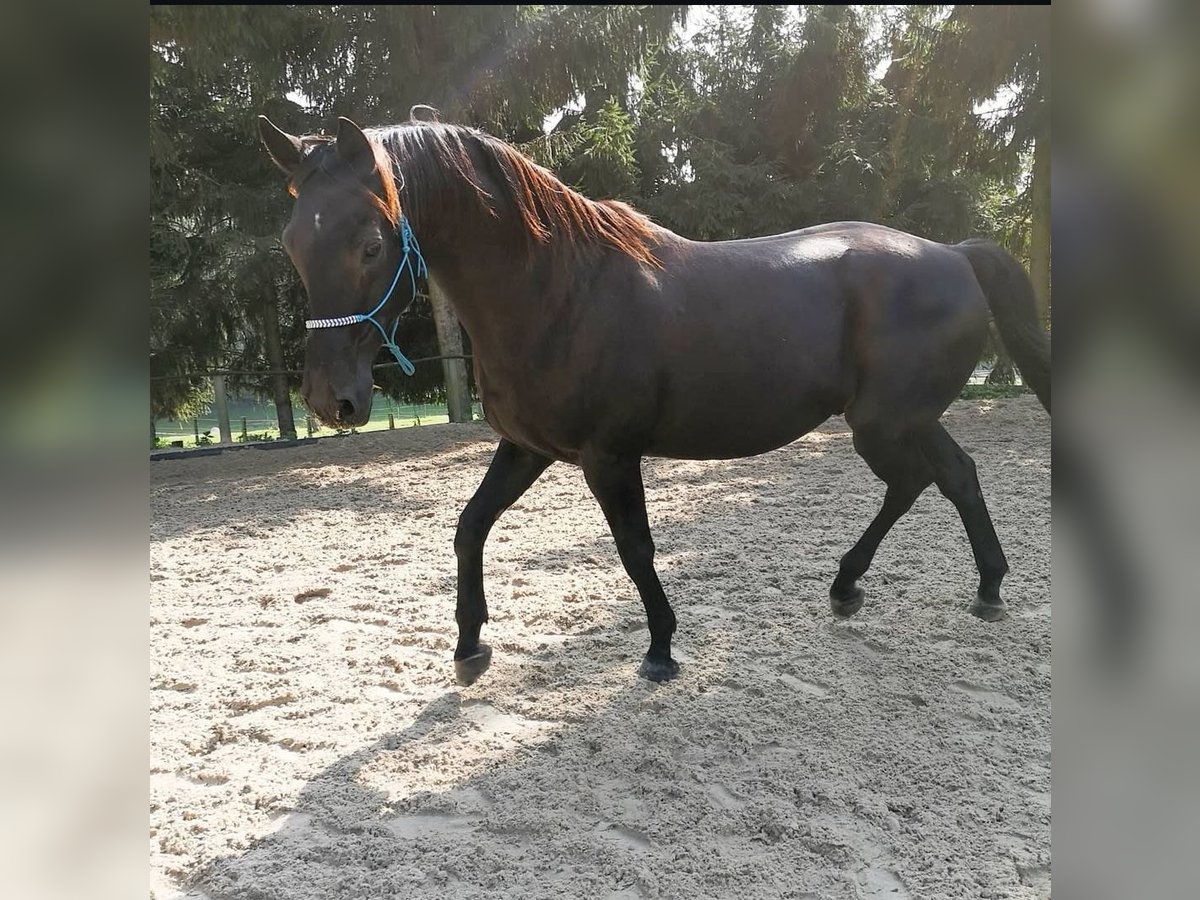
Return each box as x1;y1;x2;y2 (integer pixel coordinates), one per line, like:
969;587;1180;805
364;241;382;259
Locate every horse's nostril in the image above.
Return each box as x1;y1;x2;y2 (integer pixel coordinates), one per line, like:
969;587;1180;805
336;399;356;422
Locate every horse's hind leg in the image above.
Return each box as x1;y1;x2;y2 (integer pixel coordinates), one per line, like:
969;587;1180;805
831;428;933;616
581;452;679;682
453;439;553;685
913;421;1010;621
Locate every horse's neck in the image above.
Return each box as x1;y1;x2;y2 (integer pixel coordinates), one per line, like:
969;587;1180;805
422;236;554;368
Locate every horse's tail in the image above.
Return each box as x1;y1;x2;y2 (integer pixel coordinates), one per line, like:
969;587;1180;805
955;238;1051;414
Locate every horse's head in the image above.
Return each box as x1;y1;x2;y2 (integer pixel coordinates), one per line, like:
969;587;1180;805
258;115;404;428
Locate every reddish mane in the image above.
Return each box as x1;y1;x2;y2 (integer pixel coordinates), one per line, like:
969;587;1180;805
373;121;662;269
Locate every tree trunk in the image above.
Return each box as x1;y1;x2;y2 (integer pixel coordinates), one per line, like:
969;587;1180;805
1029;130;1051;329
875;62;921;222
429;280;472;423
262;280;297;439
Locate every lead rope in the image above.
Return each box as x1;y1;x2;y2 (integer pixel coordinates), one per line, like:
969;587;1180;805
303;216;427;376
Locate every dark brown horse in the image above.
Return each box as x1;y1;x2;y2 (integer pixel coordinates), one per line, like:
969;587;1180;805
258;113;1050;685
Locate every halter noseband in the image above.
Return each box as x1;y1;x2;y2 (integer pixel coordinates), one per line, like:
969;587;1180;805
303;215;427;376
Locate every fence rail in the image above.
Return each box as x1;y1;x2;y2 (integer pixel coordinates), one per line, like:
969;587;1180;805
152;356;1028;451
150;354;473;382
152;354;480;450
155;399;485;448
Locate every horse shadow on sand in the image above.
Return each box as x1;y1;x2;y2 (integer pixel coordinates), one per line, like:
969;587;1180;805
172;580;1048;895
176;632;927;900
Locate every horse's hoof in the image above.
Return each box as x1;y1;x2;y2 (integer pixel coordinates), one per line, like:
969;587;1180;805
638;653;680;683
830;585;865;618
454;643;492;686
969;596;1008;622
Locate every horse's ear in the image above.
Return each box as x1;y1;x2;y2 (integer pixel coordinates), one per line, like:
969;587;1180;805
257;115;303;176
335;116;376;178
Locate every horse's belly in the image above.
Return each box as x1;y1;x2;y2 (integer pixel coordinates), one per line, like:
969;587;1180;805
646;404;834;460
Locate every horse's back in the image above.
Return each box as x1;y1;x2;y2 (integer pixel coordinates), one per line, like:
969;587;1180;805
699;220;950;254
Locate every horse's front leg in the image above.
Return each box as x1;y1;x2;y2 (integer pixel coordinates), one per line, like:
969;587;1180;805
453;439;552;685
582;452;679;682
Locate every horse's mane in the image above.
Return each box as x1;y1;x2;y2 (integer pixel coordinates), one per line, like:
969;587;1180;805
291;120;661;269
386;121;662;268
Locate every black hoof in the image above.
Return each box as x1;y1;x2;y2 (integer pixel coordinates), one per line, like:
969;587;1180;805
969;595;1008;622
830;585;865;618
637;653;680;683
453;643;492;686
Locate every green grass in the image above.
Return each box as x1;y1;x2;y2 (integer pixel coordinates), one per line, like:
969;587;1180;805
154;395;483;449
153;383;1029;450
960;383;1030;401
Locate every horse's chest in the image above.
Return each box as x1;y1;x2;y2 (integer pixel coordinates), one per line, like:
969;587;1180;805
477;371;582;464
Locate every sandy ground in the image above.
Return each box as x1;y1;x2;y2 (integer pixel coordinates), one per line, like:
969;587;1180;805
151;397;1050;900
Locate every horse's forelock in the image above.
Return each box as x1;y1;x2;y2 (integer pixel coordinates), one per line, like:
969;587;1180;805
286;135;400;228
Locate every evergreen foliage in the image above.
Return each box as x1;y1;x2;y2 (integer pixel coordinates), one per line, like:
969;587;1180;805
151;5;1048;419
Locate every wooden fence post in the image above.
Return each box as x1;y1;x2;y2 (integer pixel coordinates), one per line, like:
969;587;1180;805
213;374;233;444
428;280;472;423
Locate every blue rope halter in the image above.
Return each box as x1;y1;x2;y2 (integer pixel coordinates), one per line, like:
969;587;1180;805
303;216;427;376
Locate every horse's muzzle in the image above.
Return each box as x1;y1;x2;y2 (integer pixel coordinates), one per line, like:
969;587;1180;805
301;363;374;429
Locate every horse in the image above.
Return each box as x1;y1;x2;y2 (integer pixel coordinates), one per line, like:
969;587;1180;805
257;112;1051;686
